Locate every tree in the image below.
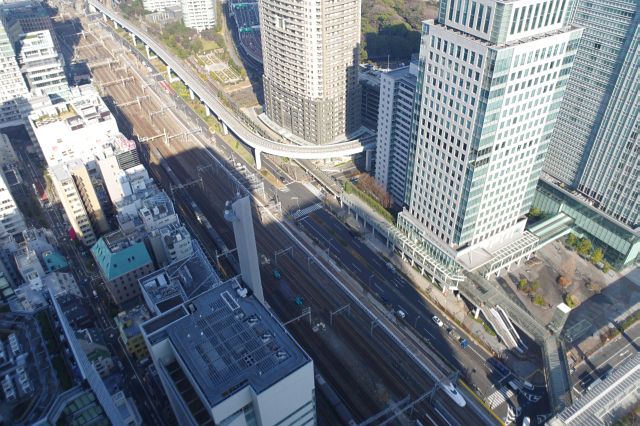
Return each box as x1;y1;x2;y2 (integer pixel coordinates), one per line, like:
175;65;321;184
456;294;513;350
566;233;578;248
518;279;528;292
590;247;604;264
533;294;546;306
602;261;611;273
577;238;593;256
560;252;577;284
529;207;542;218
558;276;571;287
529;280;540;293
564;294;577;308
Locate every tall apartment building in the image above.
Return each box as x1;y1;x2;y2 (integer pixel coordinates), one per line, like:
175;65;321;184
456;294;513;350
375;63;418;205
360;65;382;130
142;281;315;425
181;0;215;31
50;159;109;246
544;0;639;228
0;168;25;242
142;0;179;13
0;15;28;126
18;30;68;99
398;0;583;271
260;0;361;145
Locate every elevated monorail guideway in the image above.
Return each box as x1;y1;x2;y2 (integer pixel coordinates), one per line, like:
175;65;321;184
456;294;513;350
88;0;372;168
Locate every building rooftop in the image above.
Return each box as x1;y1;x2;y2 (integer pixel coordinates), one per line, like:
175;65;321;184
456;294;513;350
115;305;150;338
549;353;640;426
43;250;68;272
91;232;152;281
140;240;220;314
143;279;310;408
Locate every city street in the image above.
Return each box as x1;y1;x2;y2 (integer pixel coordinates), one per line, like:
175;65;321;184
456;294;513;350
571;321;640;395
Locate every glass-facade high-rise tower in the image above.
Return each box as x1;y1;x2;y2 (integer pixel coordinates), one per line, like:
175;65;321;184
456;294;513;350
544;0;639;228
398;0;583;269
259;0;361;145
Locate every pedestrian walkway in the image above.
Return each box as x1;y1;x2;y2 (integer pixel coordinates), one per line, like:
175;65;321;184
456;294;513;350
486;386;514;409
292;203;322;220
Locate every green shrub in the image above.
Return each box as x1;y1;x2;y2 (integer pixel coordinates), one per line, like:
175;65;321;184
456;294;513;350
533;294;546;306
564;294;577;308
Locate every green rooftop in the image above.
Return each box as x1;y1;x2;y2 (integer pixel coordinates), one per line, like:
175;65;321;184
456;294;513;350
91;238;152;281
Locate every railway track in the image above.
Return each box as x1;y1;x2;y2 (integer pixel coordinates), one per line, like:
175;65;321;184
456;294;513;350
55;16;495;425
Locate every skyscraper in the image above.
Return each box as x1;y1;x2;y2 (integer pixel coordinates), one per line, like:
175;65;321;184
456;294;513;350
259;0;361;145
399;0;583;269
0;15;28;126
375;63;418;205
544;0;639;228
18;30;68;99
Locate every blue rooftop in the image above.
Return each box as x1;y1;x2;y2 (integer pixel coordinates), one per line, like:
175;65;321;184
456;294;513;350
43;251;68;272
91;237;152;281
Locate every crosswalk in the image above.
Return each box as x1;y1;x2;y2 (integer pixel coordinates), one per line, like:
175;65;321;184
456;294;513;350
292;203;322;220
486;386;514;409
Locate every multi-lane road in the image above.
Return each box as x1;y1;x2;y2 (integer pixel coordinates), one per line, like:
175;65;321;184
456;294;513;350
63;14;503;424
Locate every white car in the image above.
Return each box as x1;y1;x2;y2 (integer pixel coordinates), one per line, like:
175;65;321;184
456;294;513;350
432;315;444;327
396;310;406;319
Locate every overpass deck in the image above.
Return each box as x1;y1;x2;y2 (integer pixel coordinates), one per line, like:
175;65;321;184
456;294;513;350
88;0;371;160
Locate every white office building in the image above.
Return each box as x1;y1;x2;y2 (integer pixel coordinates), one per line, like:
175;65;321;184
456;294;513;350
50;159;109;246
29;85;119;168
0;169;25;242
0;15;28;127
17;30;68;99
181;0;215;31
398;0;583;273
142;0;179;13
142;280;315;425
375;63;418;205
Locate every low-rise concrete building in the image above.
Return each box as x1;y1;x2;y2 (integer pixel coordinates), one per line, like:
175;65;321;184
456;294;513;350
142;280;315;425
91;230;154;305
114;305;151;360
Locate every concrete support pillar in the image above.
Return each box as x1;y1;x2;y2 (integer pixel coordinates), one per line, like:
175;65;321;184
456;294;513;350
255;149;262;170
204;105;210;116
365;150;374;171
189;88;195;100
114;21;119;29
474;307;481;319
130;33;137;46
145;44;153;59
167;65;172;81
102;13;108;22
222;123;229;135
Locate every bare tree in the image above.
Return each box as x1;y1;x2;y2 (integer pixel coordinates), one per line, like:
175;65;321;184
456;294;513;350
559;252;577;287
357;174;393;208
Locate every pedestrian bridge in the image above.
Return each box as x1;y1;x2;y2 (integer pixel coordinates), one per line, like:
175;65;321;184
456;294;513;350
88;0;371;166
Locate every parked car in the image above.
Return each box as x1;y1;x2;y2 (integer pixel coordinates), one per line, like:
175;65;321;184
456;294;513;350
432;315;444;327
